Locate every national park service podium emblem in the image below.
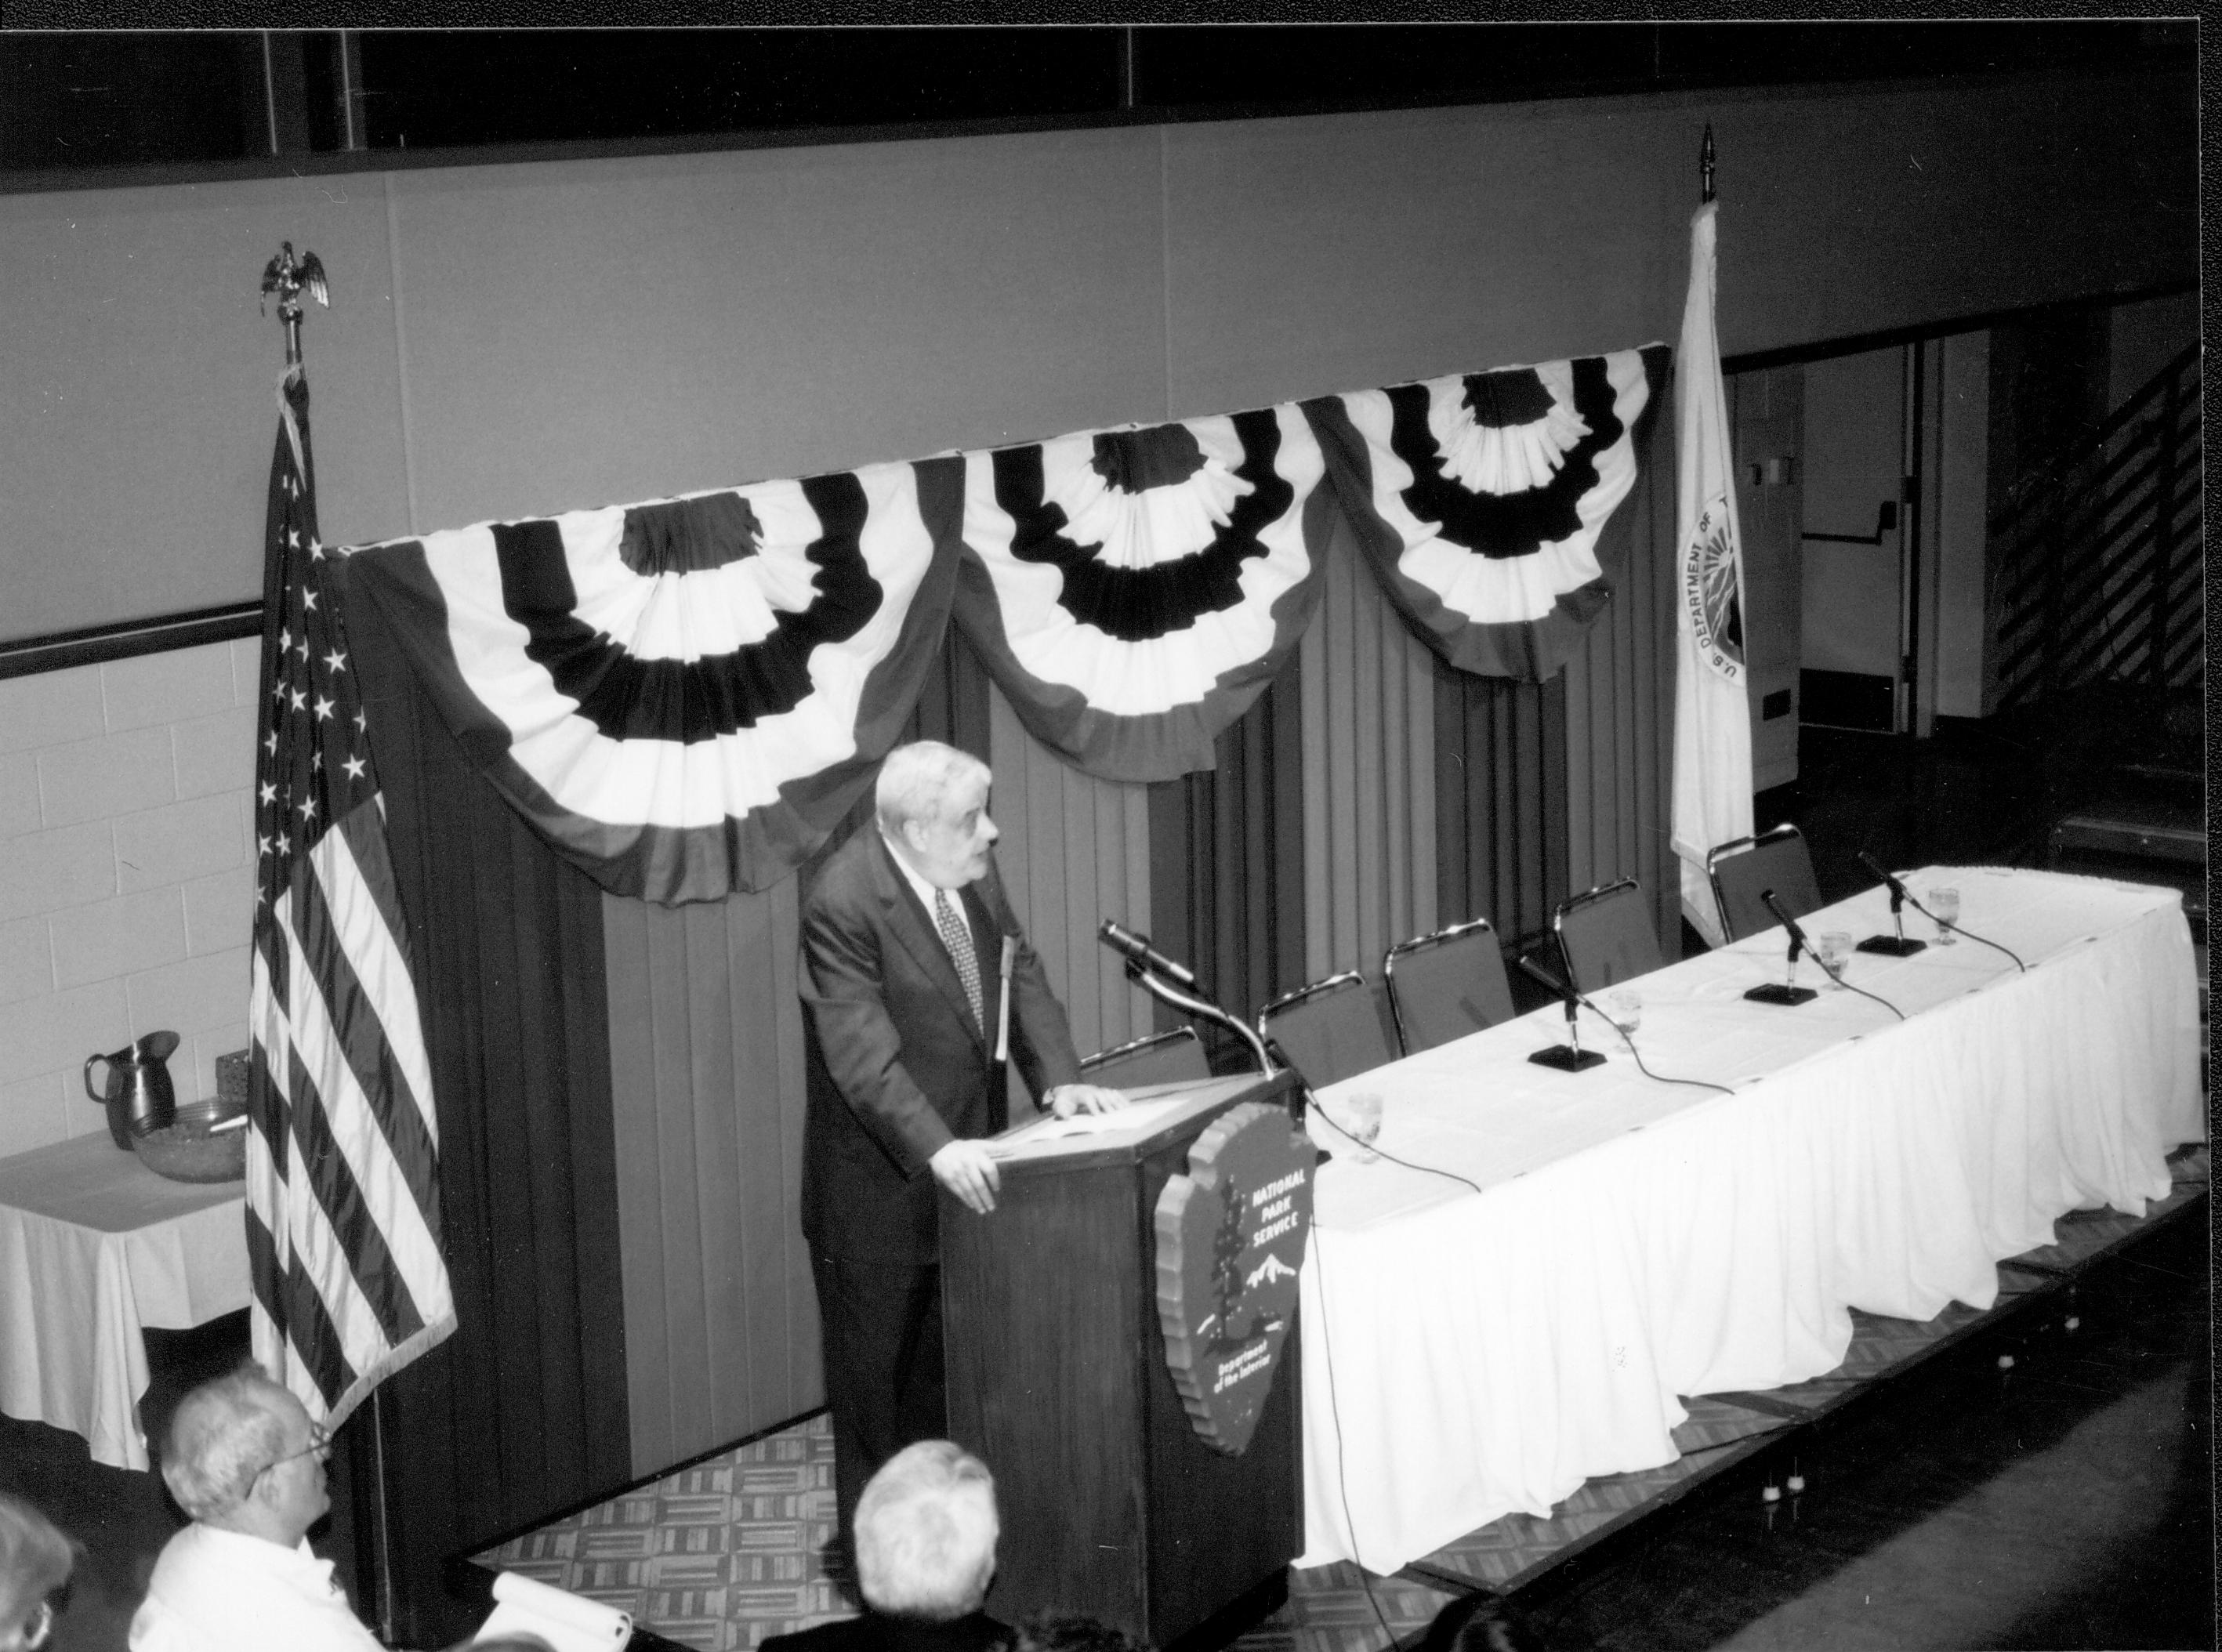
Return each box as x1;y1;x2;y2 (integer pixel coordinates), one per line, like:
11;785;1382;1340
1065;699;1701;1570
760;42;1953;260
1152;1101;1313;1455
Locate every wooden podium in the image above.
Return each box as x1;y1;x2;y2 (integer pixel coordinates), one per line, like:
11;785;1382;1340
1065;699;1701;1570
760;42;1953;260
939;1072;1307;1650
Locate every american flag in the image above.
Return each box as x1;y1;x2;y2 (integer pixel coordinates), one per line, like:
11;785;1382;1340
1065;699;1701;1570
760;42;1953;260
245;365;455;1428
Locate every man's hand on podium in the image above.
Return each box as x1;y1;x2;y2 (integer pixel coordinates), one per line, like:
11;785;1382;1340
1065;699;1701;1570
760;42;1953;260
1048;1082;1129;1118
931;1138;1003;1214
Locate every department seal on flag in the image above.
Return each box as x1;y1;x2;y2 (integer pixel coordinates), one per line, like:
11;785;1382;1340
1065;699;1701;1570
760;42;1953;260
1682;491;1744;683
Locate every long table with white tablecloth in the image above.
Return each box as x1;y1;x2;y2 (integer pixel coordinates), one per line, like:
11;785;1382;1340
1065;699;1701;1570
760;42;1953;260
1294;867;2205;1574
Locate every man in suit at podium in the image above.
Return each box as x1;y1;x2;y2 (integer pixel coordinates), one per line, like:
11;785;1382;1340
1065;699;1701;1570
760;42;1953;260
800;741;1125;1545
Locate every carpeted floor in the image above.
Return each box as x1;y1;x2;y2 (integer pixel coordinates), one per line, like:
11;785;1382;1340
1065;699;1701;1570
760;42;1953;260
472;1147;2209;1652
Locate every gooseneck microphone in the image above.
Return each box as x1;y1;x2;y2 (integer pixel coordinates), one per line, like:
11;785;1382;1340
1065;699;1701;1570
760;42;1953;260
1855;850;1927;955
1097;921;1198;987
1516;954;1606;1072
1861;851;1910;912
1096;921;1284;1110
1744;887;1819;1005
1763;888;1812;969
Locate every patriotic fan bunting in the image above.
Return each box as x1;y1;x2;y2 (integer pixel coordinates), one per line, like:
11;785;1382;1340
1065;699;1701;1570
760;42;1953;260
341;458;965;903
338;348;1668;902
1307;346;1669;681
950;405;1327;780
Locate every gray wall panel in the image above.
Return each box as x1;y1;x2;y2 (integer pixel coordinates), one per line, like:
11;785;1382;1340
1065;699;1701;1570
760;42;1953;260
604;879;817;1475
5;71;2191;642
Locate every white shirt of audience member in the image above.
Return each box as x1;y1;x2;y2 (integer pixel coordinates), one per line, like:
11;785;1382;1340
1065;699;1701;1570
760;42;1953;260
128;1388;382;1652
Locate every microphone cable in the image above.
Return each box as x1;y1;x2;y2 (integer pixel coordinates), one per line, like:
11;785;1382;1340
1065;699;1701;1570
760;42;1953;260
1901;892;2028;973
1569;997;1737;1096
1301;1073;1487;1199
1802;955;1908;1022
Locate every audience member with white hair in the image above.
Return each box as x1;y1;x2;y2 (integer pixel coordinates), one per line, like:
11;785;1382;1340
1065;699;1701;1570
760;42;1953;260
127;1366;382;1652
0;1494;78;1652
763;1440;1010;1652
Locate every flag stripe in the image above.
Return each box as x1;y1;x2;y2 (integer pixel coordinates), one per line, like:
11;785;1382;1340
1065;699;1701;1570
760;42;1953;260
281;1036;426;1357
286;854;443;1277
278;886;435;1347
328;802;437;1134
247;1129;360;1411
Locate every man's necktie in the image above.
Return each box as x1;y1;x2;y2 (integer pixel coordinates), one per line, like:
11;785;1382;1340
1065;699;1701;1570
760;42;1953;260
933;889;984;1030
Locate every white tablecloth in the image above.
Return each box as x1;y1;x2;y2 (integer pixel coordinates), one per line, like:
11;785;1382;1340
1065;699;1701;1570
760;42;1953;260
0;1133;249;1470
1295;867;2205;1573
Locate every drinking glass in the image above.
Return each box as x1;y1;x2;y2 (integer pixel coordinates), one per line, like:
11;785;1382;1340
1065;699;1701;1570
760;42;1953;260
1817;931;1852;987
1332;1091;1383;1163
1604;989;1643;1034
1928;886;1960;945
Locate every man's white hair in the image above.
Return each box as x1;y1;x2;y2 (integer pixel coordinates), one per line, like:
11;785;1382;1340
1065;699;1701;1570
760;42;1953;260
854;1440;999;1621
875;742;990;839
159;1366;294;1520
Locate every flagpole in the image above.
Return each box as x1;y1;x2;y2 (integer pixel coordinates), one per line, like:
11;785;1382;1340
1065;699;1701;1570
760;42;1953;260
258;242;401;1647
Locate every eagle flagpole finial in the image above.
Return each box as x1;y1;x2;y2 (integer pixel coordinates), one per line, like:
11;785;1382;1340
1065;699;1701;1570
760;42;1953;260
259;241;330;367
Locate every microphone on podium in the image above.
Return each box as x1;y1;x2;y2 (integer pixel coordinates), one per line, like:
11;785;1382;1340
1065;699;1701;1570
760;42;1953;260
1095;922;1284;1109
1515;955;1606;1072
1854;850;1927;955
1097;921;1198;987
1744;887;1818;1005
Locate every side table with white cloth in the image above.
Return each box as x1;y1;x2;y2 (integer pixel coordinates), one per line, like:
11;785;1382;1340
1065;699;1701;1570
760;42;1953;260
1295;868;2205;1575
0;1132;250;1470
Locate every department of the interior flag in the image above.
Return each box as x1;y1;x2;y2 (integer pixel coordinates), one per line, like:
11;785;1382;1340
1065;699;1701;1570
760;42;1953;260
245;365;455;1429
1670;199;1755;947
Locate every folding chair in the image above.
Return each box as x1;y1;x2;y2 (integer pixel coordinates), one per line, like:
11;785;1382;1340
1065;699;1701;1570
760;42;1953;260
1255;971;1396;1089
1553;878;1662;994
1706;823;1823;944
1078;1025;1211;1090
1382;917;1516;1056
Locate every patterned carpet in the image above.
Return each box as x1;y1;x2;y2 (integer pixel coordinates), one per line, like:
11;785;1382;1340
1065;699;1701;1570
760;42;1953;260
473;1144;2209;1651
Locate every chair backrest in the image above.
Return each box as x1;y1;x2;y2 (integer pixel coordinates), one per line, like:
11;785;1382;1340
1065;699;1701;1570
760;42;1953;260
1553;879;1662;994
1256;971;1395;1089
1383;917;1516;1056
1079;1026;1211;1090
1707;824;1822;944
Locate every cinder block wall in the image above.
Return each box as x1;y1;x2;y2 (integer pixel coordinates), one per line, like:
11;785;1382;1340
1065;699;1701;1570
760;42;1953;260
0;640;257;1157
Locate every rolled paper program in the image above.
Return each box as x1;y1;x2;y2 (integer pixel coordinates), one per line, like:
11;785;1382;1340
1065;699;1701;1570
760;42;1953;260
995;934;1016;1063
475;1570;631;1650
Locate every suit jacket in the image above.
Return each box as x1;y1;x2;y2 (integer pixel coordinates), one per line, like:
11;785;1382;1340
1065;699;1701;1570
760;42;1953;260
759;1610;1010;1652
799;827;1082;1264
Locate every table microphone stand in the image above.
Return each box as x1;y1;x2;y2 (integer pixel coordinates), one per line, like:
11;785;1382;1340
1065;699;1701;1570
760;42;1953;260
1516;955;1607;1072
1745;889;1818;1005
1744;962;1818;1006
1856;854;1928;956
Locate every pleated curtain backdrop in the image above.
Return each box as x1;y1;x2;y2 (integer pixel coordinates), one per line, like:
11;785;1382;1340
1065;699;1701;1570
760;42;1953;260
1559;402;1680;951
1298;510;1441;990
1433;668;1570;957
1145;658;1309;1069
986;685;1157;1067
